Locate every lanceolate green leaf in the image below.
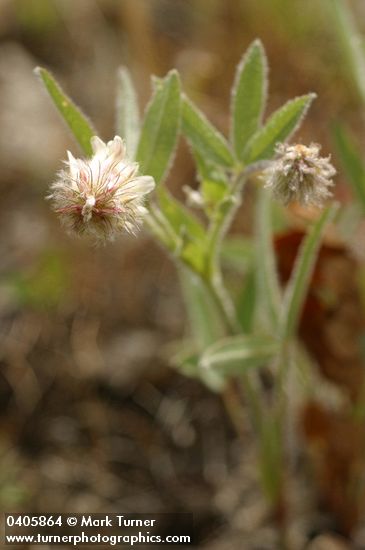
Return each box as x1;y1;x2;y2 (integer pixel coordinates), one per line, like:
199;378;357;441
243;93;316;163
144;207;178;251
280;203;339;340
180;269;227;351
176;269;227;391
158;189;207;274
190;149;229;213
182;96;235;168
116;67;140;160
332;122;365;213
237;270;256;332
137;69;181;184
221;237;254;273
255;188;282;330
259;416;282;503
200;334;279;373
158;189;206;241
172;347;224;390
231;39;268;160
330;0;365;104
34;67;96;156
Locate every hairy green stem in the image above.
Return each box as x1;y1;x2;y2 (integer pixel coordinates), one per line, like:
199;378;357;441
255;187;282;330
147;164;277;526
205;273;238;334
203;170;247;332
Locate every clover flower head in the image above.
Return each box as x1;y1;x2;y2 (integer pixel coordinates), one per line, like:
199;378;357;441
48;136;155;241
265;143;336;207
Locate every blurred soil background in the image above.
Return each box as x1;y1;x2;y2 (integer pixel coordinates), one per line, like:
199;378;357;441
1;1;365;548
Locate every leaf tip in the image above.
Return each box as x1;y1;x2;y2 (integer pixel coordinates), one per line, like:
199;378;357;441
166;68;181;86
116;65;128;79
248;39;268;67
33;66;46;80
251;38;265;53
300;92;317;109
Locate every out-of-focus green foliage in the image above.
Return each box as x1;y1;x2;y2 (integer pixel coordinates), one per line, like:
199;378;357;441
199;334;279;373
7;250;69;310
327;0;365;104
14;0;59;34
333;123;365;213
279;204;339;340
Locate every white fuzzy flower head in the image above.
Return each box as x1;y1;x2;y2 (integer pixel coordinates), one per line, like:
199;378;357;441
48;136;155;241
265;143;336;207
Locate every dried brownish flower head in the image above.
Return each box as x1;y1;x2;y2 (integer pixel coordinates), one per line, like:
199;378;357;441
48;136;155;241
265;143;336;207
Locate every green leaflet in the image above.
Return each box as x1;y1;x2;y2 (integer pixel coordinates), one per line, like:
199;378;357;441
170;345;225;392
116;67;140;160
200;334;279;373
255;188;282;331
332;122;365;213
329;0;365;104
236;270;256;332
137;70;181;184
158;189;207;274
231;39;268;160
220;237;254;273
182;95;235;168
34;67;96;156
258;415;282;503
180;272;226;349
280;203;339;340
243;93;316;163
179;268;228;391
191;149;229;214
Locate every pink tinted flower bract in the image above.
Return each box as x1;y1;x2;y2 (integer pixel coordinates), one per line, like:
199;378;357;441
48;136;155;242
